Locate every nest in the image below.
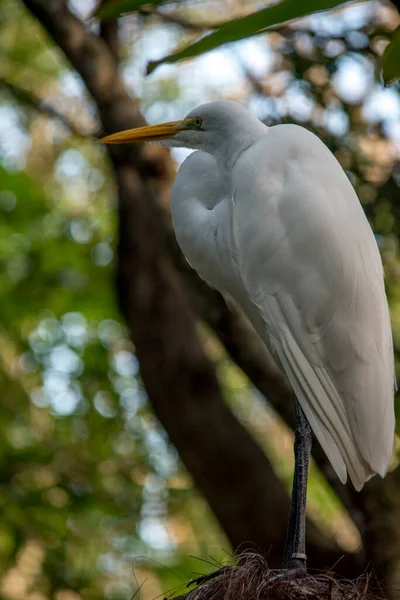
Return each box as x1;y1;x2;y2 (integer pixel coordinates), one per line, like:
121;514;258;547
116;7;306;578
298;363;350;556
174;554;385;600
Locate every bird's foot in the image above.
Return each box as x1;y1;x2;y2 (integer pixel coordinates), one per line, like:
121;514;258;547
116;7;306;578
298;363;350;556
267;563;307;586
282;548;307;571
286;553;307;572
187;566;232;587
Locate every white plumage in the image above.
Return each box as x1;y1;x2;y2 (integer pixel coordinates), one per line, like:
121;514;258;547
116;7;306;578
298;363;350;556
101;99;395;493
169;101;395;490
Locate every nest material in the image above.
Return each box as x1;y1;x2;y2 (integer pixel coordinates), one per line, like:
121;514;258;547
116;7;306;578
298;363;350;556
175;554;385;600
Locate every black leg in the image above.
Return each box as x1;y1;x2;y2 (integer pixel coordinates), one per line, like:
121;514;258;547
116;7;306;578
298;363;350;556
282;396;312;571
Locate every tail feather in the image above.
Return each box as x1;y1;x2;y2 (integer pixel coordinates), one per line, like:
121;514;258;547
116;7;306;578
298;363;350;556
279;330;375;490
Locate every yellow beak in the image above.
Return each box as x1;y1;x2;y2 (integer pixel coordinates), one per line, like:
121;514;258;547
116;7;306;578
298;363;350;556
99;120;185;144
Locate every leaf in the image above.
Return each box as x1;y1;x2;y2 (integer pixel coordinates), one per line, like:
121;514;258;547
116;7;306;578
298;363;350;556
95;0;173;21
382;26;400;85
146;0;352;73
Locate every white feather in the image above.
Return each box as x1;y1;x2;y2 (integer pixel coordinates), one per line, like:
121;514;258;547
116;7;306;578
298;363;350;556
170;102;395;490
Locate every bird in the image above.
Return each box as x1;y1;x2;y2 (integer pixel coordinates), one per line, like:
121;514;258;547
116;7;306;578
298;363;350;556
101;100;396;570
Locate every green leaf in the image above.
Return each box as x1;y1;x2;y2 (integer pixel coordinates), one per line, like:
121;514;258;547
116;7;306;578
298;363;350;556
146;0;351;73
382;26;400;85
95;0;173;21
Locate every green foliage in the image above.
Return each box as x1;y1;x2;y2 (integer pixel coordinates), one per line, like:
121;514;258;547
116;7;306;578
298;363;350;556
0;6;227;596
95;0;400;84
0;144;229;595
382;26;400;84
146;0;350;73
0;149;227;595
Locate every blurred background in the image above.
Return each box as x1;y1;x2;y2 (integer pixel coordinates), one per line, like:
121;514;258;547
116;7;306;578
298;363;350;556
0;0;399;598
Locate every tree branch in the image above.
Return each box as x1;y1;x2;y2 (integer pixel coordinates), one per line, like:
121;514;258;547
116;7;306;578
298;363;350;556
23;0;145;140
0;77;94;138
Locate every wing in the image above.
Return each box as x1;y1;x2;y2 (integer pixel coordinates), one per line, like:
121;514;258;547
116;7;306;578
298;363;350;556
170;150;240;304
232;125;395;490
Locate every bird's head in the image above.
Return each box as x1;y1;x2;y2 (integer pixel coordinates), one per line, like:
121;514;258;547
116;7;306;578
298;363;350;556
100;101;265;154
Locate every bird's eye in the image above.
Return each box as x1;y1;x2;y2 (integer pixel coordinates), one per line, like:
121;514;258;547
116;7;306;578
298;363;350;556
194;117;202;128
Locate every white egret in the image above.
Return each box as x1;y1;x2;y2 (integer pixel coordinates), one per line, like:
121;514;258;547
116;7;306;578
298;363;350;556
101;100;395;570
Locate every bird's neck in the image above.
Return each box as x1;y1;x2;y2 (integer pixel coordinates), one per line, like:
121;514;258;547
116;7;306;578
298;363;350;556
213;124;267;178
